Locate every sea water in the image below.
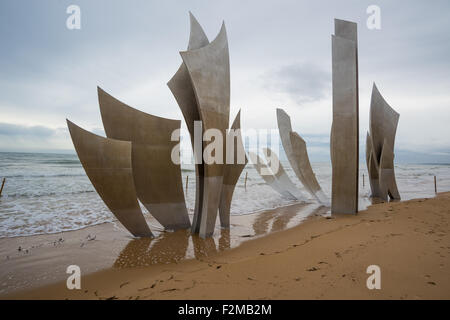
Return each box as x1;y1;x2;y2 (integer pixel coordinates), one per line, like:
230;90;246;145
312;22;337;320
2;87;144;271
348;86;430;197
0;152;449;238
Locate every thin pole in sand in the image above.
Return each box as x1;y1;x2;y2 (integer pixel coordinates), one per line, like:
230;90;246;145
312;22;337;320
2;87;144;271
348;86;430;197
185;175;189;194
244;171;248;191
434;175;437;194
363;174;365;187
0;178;5;197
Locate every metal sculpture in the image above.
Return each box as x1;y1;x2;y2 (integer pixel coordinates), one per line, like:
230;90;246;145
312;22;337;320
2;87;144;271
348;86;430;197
262;147;304;200
276;108;327;204
167;12;210;234
219;110;248;228
168;14;234;238
248;151;297;200
330;19;359;214
98;87;191;230
180;23;230;238
366;83;401;201
67;120;153;237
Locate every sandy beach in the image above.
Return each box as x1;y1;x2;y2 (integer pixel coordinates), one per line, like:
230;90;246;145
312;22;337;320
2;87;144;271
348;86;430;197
0;202;326;296
2;192;449;300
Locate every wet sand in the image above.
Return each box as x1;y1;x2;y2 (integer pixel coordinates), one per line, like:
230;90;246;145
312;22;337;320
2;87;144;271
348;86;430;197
0;202;326;296
3;193;450;300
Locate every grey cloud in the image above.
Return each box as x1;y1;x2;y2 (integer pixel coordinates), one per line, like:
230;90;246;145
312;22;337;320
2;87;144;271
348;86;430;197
0;122;71;152
0;123;55;137
0;0;450;162
263;63;331;105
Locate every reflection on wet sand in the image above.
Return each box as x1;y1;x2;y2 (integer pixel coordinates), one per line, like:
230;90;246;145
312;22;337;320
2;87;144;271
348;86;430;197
369;197;400;205
271;210;298;232
113;237;153;268
192;235;217;259
148;230;190;264
369;197;385;205
114;228;231;268
252;210;273;236
271;205;328;233
252;203;310;235
218;228;230;251
191;228;231;259
114;230;190;268
114;203;325;268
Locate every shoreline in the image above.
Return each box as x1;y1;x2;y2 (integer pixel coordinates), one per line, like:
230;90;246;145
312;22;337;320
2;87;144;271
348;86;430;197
3;192;449;299
0;197;307;240
0;201;326;296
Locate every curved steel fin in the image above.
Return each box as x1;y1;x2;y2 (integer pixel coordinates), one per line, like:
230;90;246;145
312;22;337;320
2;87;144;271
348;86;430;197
276;108;327;204
167;12;210;234
181;22;230;238
67;120;153;237
262;147;305;200
219;110;248;227
97;87;191;230
367;83;401;200
248;151;297;200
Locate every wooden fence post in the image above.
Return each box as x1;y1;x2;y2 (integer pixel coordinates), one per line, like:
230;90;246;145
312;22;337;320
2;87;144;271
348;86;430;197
244;172;248;191
0;178;5;197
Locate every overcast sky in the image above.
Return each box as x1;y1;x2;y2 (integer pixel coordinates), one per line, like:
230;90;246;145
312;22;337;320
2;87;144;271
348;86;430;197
0;0;449;162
